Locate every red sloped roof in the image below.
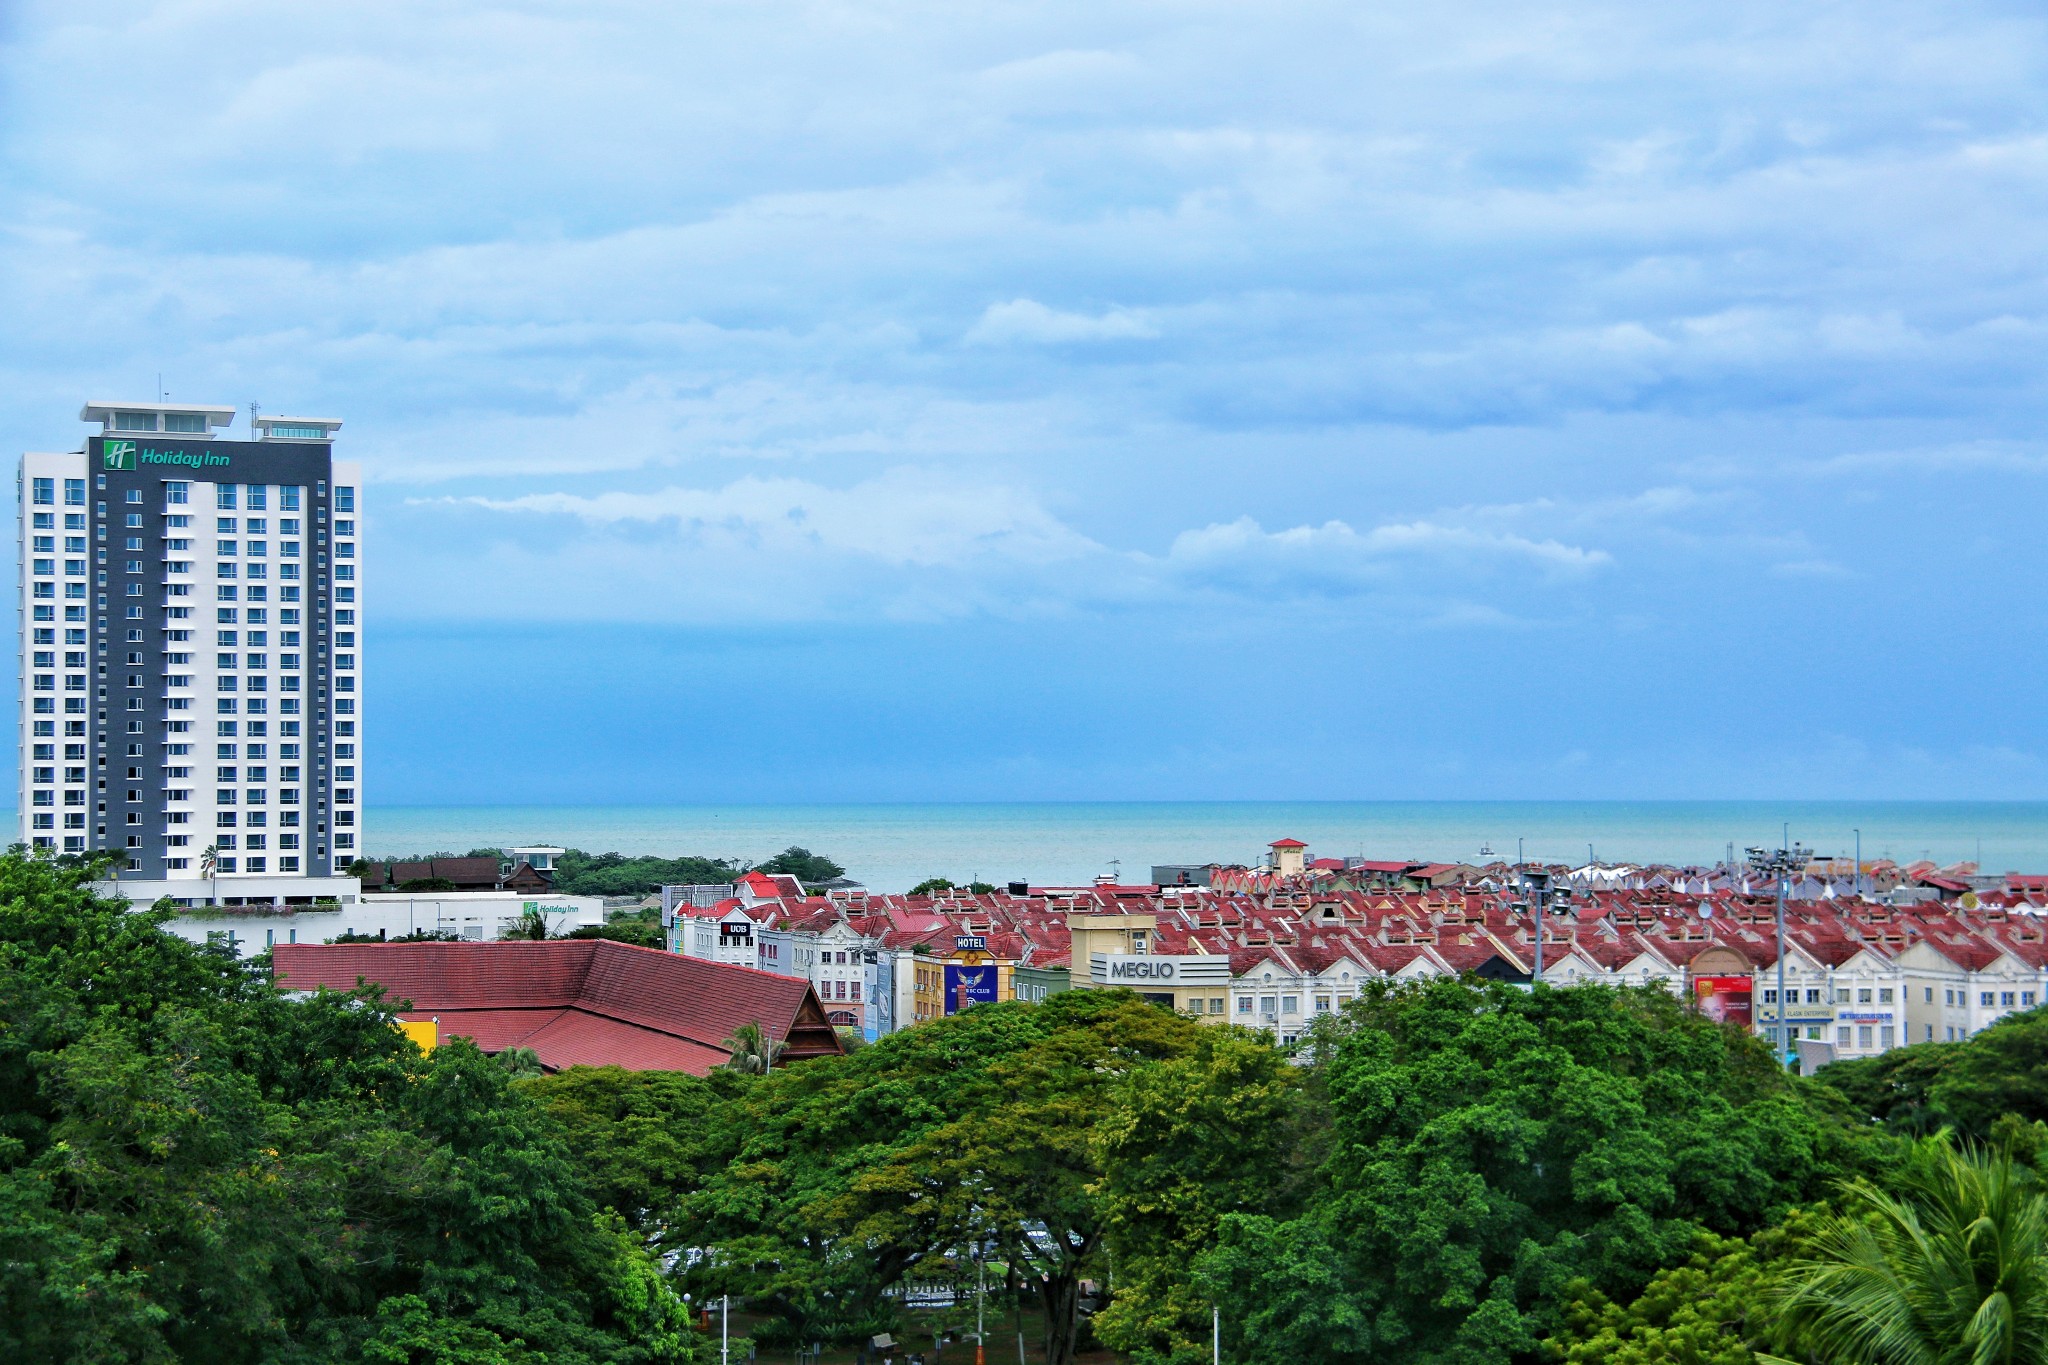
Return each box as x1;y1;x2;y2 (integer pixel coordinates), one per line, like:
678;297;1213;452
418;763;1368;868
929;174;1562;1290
273;940;842;1075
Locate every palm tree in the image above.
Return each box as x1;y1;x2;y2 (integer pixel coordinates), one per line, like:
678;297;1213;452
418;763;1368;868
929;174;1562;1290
200;843;219;905
507;906;550;940
722;1021;784;1075
495;1046;545;1078
1768;1139;2048;1365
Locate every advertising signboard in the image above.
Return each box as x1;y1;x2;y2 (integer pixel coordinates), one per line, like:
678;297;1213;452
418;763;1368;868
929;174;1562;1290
1693;974;1754;1027
1088;954;1233;987
943;963;998;1014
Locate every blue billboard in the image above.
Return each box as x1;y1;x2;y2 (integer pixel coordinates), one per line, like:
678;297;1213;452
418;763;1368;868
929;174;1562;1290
944;963;998;1014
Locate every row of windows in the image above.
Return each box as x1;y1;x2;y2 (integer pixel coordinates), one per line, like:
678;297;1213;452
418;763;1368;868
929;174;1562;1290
1760;985;2038;1009
33;480;352;512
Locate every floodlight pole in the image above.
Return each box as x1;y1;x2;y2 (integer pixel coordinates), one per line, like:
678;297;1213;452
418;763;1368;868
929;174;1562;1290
1748;841;1809;1070
1776;861;1789;1066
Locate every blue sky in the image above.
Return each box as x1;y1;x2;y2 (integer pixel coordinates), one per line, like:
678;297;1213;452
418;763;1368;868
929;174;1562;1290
3;0;2045;802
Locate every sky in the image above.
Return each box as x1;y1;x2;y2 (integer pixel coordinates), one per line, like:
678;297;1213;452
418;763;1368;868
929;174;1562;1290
2;0;2046;804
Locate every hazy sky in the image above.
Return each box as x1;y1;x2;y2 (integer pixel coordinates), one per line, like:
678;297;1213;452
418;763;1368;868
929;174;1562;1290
4;0;2045;803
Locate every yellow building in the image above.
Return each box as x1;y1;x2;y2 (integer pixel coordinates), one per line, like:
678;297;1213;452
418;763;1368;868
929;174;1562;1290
1067;911;1232;1021
905;940;1014;1024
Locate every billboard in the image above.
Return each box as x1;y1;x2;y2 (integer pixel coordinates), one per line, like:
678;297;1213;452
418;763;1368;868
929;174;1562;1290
944;963;998;1014
1693;975;1754;1027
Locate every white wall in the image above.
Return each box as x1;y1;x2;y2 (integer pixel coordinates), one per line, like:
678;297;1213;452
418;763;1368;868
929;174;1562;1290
162;891;605;958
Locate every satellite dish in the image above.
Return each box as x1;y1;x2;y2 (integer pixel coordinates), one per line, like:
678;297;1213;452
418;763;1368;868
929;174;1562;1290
1699;903;1715;919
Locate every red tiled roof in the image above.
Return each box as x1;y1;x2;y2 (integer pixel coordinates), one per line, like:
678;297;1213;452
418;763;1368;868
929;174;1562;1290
1269;838;1308;848
273;940;842;1075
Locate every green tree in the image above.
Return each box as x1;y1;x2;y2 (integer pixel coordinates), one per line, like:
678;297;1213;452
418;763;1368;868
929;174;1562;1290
1813;1041;1965;1135
754;847;844;886
909;878;955;895
550;849;745;898
518;1066;729;1235
562;911;666;950
1195;978;1872;1365
722;1022;783;1075
0;848;694;1364
1769;1139;2048;1365
1545;1212;1823;1365
1926;1010;2048;1138
498;1046;546;1078
1092;1029;1313;1365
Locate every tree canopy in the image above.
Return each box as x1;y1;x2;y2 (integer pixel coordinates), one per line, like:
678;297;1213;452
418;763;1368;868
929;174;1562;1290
0;850;693;1364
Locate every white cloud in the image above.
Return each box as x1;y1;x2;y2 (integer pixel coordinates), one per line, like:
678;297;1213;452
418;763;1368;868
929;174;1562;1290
965;299;1159;345
438;469;1101;569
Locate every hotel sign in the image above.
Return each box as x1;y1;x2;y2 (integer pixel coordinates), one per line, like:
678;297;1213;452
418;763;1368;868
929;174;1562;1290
1090;953;1231;987
103;440;232;470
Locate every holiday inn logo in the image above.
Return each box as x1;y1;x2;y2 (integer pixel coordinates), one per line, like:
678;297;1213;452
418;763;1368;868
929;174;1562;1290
98;439;232;470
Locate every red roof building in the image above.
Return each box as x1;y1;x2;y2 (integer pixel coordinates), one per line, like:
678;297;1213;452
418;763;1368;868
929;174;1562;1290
273;939;843;1074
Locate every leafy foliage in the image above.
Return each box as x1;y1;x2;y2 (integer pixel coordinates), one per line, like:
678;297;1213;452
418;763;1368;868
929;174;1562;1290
0;849;694;1364
1545;1215;1820;1365
551;850;745;898
1768;1139;2048;1365
753;847;845;886
1815;1007;2048;1140
562;910;666;950
1192;978;1873;1365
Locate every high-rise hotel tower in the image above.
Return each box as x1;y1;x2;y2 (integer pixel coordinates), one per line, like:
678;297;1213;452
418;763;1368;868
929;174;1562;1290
18;402;362;901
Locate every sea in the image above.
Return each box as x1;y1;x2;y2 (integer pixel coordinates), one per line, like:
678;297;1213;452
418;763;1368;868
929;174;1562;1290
331;801;2048;894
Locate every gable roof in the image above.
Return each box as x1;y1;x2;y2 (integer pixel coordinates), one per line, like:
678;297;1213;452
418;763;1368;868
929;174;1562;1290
272;939;843;1074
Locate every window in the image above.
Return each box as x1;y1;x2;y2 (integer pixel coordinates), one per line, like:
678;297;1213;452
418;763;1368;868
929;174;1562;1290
1857;988;1873;1004
1878;988;1894;1004
165;413;206;433
2001;992;2016;1008
166;481;189;505
1881;1026;1895;1048
64;478;85;506
1926;987;1935;1003
32;477;53;505
1837;1026;1851;1047
2026;992;2037;1008
1762;988;1778;1004
336;486;355;512
1236;997;1251;1015
1983;992;1996;1007
112;411;158;431
1858;1025;1873;1048
1835;989;1851;1003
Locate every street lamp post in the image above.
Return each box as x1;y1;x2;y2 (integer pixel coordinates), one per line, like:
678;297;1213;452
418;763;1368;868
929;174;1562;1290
1747;839;1812;1069
1853;829;1862;897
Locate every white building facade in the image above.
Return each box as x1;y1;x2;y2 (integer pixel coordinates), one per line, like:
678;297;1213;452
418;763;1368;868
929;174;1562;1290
20;402;360;901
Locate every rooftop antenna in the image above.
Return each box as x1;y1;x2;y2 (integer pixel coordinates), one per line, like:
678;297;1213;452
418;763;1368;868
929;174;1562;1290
158;372;164;401
248;401;259;433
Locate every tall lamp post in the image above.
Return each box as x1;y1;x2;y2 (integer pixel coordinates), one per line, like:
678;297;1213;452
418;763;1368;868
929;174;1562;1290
1514;869;1573;984
1747;840;1812;1069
